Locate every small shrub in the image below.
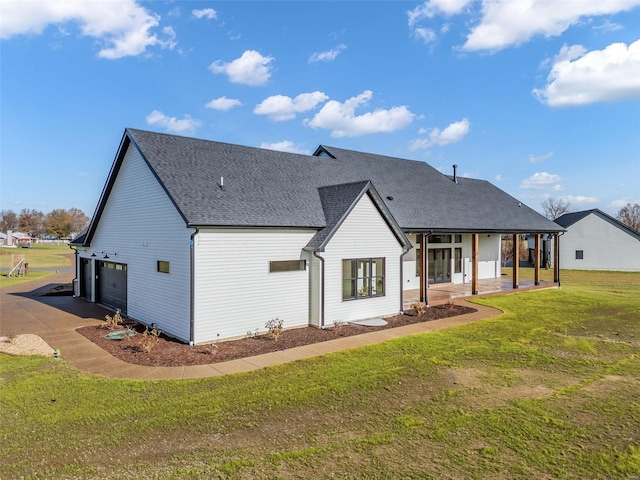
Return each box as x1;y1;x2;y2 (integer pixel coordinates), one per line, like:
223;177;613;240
265;317;284;341
104;309;123;330
138;326;161;353
411;302;428;315
333;319;347;336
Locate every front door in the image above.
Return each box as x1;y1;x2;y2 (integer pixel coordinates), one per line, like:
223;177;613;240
428;248;451;284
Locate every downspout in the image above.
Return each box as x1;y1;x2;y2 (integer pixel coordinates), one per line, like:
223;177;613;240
313;251;325;328
399;245;412;313
189;227;199;346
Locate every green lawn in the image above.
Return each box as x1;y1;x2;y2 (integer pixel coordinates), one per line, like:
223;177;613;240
1;271;639;479
0;243;72;288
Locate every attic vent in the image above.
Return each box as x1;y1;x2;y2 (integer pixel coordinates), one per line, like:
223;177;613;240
386;196;394;201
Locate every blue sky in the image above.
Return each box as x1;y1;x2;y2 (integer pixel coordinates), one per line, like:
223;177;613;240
1;0;639;219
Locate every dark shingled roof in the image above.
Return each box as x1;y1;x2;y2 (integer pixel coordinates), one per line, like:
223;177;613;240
554;209;597;228
305;181;411;252
80;128;564;246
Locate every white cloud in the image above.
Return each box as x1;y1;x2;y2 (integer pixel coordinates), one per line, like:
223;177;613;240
305;90;415;138
260;140;311;155
254;91;328;121
408;0;471;27
209;50;274;86
407;0;471;43
611;197;640;209
145;110;201;134
0;0;175;59
533;40;640;107
308;44;346;63
192;8;217;20
495;174;504;181
560;195;599;205
413;27;437;43
205;96;242;111
409;118;470;150
462;0;640;52
519;172;562;190
528;151;554;163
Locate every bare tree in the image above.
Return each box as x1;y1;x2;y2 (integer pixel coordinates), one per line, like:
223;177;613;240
541;198;571;220
0;209;18;232
67;208;90;235
617;203;640;233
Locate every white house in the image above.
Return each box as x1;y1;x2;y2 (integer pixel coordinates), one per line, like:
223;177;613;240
552;209;640;271
71;129;563;344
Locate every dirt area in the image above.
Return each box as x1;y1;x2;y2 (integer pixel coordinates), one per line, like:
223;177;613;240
76;303;476;367
0;334;55;356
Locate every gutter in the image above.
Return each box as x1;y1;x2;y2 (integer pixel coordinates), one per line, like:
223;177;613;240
313;251;325;328
189;227;199;346
399;244;412;313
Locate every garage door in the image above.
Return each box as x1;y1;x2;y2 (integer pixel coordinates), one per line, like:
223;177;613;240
80;258;92;299
96;261;127;314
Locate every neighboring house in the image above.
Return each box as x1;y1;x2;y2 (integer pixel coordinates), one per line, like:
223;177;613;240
71;128;563;344
552;209;640;271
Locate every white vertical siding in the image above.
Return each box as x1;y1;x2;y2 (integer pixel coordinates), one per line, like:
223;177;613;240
478;235;501;279
322;194;403;325
560;215;640;271
402;234;421;290
194;228;315;342
401;234;499;287
78;145;193;342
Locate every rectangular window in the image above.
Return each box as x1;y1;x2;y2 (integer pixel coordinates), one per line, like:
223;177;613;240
455;248;462;273
269;260;306;272
575;250;584;260
157;261;170;274
429;234;452;244
454;234;462;243
415;247;421;277
342;258;385;300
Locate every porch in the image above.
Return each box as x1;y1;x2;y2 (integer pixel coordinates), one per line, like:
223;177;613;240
403;277;558;311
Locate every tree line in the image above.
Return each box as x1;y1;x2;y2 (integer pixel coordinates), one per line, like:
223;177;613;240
0;208;90;239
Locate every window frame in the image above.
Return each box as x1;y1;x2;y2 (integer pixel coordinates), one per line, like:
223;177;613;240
157;260;170;274
269;259;306;273
342;257;385;301
575;250;584;260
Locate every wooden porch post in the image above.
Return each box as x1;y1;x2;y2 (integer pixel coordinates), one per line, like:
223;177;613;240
423;234;429;305
534;233;541;286
512;233;520;289
554;233;560;285
471;233;479;295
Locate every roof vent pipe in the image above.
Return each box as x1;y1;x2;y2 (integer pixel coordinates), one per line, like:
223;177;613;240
219;176;224;190
452;164;458;184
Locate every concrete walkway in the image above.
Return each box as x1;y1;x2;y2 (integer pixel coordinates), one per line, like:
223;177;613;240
1;272;508;380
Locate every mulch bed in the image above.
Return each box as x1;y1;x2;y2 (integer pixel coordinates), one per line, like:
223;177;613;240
76;303;476;367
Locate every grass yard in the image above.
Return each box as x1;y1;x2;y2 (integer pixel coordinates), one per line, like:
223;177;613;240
1;271;639;479
0;243;71;288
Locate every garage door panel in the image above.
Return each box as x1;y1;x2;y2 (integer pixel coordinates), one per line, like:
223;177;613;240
97;261;127;314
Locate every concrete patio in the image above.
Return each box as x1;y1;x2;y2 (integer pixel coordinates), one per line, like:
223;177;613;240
403;277;558;310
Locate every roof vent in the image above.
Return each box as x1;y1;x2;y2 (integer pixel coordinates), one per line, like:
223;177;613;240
218;176;224;190
452;165;458;184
